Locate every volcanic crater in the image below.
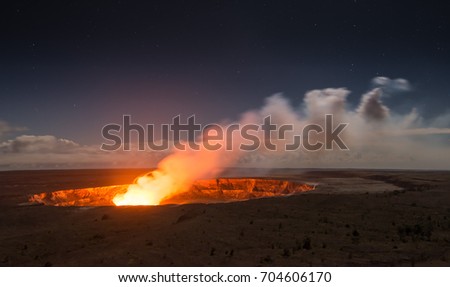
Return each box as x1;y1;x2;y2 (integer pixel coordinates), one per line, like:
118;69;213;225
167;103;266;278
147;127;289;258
29;178;315;206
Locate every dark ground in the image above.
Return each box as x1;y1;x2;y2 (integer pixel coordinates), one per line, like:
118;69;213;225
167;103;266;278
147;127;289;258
0;168;449;266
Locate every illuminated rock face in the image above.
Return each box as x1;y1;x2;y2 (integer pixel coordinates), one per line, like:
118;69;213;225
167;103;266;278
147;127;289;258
29;185;128;206
29;178;315;206
161;178;315;204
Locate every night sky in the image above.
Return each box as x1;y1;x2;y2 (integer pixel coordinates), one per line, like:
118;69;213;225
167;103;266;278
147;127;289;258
1;0;449;145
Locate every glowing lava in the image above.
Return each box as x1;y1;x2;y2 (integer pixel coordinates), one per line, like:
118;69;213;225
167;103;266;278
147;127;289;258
30;123;316;207
29;178;315;206
112;171;181;206
111;144;231;206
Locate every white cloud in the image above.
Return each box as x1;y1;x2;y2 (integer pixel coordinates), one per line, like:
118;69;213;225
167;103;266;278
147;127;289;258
0;120;27;138
235;84;450;170
0;135;167;170
0;135;79;153
356;88;389;121
371;76;411;94
1;78;449;171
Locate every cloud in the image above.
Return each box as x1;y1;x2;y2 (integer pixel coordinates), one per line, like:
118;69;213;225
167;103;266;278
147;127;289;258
430;111;450;128
233;82;450;170
304;88;348;119
388;128;450;136
0;135;80;154
356;88;390;121
371;76;411;95
0;120;27;138
1;77;449;171
0;135;167;170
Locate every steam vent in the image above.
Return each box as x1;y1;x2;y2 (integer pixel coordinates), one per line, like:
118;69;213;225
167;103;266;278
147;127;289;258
29;178;315;206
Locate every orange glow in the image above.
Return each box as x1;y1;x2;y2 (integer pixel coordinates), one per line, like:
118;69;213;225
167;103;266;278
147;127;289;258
112;146;228;206
29;140;315;207
112;171;181;206
29;178;315;206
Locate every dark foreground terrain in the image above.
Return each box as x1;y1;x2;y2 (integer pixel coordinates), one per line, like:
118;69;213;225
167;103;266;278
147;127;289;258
0;168;449;266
